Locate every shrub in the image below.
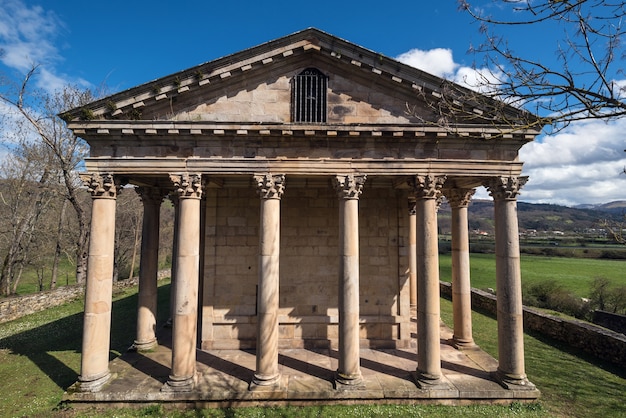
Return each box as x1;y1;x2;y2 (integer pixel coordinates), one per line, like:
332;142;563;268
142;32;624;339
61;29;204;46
523;280;589;319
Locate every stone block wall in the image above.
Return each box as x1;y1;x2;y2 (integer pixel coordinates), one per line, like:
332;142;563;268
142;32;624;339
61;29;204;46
182;63;417;125
201;183;411;350
0;285;85;324
592;310;626;335
0;271;170;325
440;282;626;367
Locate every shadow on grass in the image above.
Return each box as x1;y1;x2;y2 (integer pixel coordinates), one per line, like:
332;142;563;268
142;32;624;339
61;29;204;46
0;283;171;391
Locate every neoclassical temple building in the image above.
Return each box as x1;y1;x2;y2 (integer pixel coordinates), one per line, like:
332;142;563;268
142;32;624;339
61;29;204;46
63;29;541;404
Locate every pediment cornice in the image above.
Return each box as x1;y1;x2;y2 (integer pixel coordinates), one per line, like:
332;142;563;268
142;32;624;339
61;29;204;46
68;120;540;142
62;28;538;131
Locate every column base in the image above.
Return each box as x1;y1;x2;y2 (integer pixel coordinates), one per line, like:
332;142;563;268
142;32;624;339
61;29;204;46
251;372;281;388
77;370;113;393
129;338;157;352
449;337;477;350
413;370;451;390
335;370;365;390
494;370;537;390
162;373;196;392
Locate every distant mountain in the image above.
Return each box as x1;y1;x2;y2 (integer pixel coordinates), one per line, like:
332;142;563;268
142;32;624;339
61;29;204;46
575;201;626;215
437;200;625;234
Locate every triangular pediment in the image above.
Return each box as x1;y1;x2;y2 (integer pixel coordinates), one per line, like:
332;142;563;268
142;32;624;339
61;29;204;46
63;28;538;137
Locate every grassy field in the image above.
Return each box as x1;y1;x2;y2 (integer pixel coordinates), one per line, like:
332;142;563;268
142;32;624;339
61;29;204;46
0;273;625;417
439;253;626;297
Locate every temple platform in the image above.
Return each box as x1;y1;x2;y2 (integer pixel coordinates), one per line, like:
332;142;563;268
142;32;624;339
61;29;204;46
63;320;539;409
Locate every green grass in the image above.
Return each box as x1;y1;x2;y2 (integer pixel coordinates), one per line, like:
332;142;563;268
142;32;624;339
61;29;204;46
439;253;626;297
8;258;79;296
1;272;625;417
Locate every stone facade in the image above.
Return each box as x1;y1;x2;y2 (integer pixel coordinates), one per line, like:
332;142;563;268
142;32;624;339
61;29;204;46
62;29;543;396
201;185;410;350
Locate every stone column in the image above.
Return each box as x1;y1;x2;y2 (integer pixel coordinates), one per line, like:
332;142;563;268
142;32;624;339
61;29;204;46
163;174;202;392
252;174;285;388
133;187;165;351
412;174;448;389
408;198;417;310
446;187;476;349
78;173;120;392
333;174;366;388
487;176;535;390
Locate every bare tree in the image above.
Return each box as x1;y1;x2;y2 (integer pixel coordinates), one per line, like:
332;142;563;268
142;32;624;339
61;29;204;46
0;66;92;284
113;190;143;282
0;140;56;295
459;0;626;132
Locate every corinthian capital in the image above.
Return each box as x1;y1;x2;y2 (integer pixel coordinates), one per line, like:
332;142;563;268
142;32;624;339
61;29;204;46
486;176;528;201
445;188;475;208
135;186;166;206
410;175;446;200
334;174;366;200
170;173;203;199
254;174;285;199
81;173;120;199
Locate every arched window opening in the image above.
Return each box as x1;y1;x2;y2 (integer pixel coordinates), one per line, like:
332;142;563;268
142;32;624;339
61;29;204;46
292;68;327;123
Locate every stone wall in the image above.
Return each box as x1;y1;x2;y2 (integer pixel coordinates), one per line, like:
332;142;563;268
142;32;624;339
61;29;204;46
0;285;85;324
0;270;170;324
592;310;626;335
201;184;411;350
440;282;626;367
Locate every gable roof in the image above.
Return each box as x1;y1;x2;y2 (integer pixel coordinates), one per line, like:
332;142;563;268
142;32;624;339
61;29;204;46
63;28;542;140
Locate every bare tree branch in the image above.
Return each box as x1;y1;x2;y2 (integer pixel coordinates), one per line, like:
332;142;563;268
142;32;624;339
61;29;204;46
459;0;626;132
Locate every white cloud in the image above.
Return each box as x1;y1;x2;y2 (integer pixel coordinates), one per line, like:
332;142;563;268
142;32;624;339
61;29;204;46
0;0;79;93
396;48;458;78
519;119;626;206
396;47;504;95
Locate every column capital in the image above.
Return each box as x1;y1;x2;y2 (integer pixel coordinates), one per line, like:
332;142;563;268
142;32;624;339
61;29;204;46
80;173;120;199
410;175;446;200
334;174;366;200
135;186;167;206
254;173;285;200
445;188;475;208
408;197;417;215
170;173;203;199
486;176;528;201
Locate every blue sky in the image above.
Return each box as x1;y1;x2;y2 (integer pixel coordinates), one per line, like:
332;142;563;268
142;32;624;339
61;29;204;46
1;0;625;206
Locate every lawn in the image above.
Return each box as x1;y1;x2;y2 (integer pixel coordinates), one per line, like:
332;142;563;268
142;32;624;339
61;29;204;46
439;253;626;297
0;268;625;417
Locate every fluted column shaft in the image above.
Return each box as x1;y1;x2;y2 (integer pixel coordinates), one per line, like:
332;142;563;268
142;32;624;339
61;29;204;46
134;187;164;351
413;175;446;387
252;174;285;387
164;174;202;392
78;173;120;392
487;176;535;390
334;174;366;387
447;188;475;348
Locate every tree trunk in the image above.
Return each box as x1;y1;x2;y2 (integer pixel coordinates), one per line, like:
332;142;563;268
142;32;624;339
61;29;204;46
128;219;141;280
51;199;68;289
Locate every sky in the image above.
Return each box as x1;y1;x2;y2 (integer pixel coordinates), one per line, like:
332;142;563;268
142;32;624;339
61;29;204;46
1;0;625;206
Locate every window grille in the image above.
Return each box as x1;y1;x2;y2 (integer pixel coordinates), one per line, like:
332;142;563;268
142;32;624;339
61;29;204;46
292;68;327;123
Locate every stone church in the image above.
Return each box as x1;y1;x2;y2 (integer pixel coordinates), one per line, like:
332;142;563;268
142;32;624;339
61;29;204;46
63;28;541;404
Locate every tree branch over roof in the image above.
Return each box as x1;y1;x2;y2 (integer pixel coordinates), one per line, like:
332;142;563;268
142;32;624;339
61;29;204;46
459;0;626;132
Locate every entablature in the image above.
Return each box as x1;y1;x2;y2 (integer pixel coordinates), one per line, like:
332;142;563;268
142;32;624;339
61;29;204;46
69;121;540;142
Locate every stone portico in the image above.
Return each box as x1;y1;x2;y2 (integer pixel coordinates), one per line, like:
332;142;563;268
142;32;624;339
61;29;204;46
63;29;541;404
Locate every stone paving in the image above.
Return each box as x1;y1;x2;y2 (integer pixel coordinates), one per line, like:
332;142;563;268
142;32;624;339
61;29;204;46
64;319;540;408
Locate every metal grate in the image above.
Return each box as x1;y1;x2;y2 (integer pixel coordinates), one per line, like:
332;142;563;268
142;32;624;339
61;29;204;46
292;68;327;123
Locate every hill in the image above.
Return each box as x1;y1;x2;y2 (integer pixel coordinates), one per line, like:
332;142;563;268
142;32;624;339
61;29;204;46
437;200;625;234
